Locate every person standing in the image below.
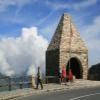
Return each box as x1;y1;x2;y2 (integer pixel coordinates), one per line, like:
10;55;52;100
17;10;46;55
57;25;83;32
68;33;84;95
66;70;69;82
61;66;67;85
69;69;73;82
36;67;43;90
59;68;62;84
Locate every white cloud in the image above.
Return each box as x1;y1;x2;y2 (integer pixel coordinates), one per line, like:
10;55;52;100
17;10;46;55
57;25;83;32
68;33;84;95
45;0;98;11
83;16;100;39
40;19;58;41
81;16;100;41
0;27;48;76
81;16;100;66
37;10;56;26
0;0;98;12
0;0;37;12
73;0;97;10
45;1;70;10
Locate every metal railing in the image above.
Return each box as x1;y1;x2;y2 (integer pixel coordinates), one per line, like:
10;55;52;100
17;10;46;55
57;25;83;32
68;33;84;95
0;75;61;92
0;76;32;92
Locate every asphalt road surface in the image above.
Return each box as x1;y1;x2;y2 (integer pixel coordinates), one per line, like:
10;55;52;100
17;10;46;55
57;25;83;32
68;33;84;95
18;87;100;100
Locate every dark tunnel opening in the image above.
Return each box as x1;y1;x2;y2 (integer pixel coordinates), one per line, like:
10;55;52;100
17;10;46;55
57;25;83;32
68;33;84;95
66;57;83;79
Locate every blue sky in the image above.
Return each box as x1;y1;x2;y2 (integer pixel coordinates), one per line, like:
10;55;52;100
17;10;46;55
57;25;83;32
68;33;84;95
0;0;100;67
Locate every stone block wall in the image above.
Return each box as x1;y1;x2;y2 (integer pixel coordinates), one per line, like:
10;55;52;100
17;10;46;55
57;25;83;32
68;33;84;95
46;13;88;82
46;49;60;76
59;51;88;79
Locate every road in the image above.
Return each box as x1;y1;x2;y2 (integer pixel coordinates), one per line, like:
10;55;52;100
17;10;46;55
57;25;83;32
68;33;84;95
18;87;100;100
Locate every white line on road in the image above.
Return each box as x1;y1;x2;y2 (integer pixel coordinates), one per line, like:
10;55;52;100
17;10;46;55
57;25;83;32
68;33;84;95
70;92;100;100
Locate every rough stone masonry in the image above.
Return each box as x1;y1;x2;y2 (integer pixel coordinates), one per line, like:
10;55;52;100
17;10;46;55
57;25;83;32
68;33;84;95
46;13;88;82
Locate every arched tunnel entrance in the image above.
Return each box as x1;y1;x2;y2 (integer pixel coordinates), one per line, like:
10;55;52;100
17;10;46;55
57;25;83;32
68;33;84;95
66;57;83;79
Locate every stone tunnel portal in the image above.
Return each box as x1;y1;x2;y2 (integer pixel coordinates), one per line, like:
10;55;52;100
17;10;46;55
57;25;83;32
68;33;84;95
66;57;83;79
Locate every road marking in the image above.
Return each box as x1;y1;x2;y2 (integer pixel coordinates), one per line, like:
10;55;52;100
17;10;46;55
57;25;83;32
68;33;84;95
70;92;100;100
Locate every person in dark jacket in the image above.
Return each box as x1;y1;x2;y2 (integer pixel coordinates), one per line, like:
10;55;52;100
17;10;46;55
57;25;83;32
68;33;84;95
36;67;43;89
59;68;62;84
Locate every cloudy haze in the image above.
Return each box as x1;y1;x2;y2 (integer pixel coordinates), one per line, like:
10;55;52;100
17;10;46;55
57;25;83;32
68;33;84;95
0;27;48;76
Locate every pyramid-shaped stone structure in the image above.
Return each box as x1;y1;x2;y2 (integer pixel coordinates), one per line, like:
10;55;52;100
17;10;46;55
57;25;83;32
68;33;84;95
46;13;88;81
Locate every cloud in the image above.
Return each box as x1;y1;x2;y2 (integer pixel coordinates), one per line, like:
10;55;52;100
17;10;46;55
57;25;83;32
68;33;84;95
45;0;98;11
40;19;58;41
45;1;70;10
81;16;100;66
0;0;37;12
73;0;97;10
0;0;98;12
0;27;48;76
37;10;56;26
82;16;100;39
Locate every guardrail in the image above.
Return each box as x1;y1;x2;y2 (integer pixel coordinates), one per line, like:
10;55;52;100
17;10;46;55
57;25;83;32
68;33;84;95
0;75;60;92
0;76;32;91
